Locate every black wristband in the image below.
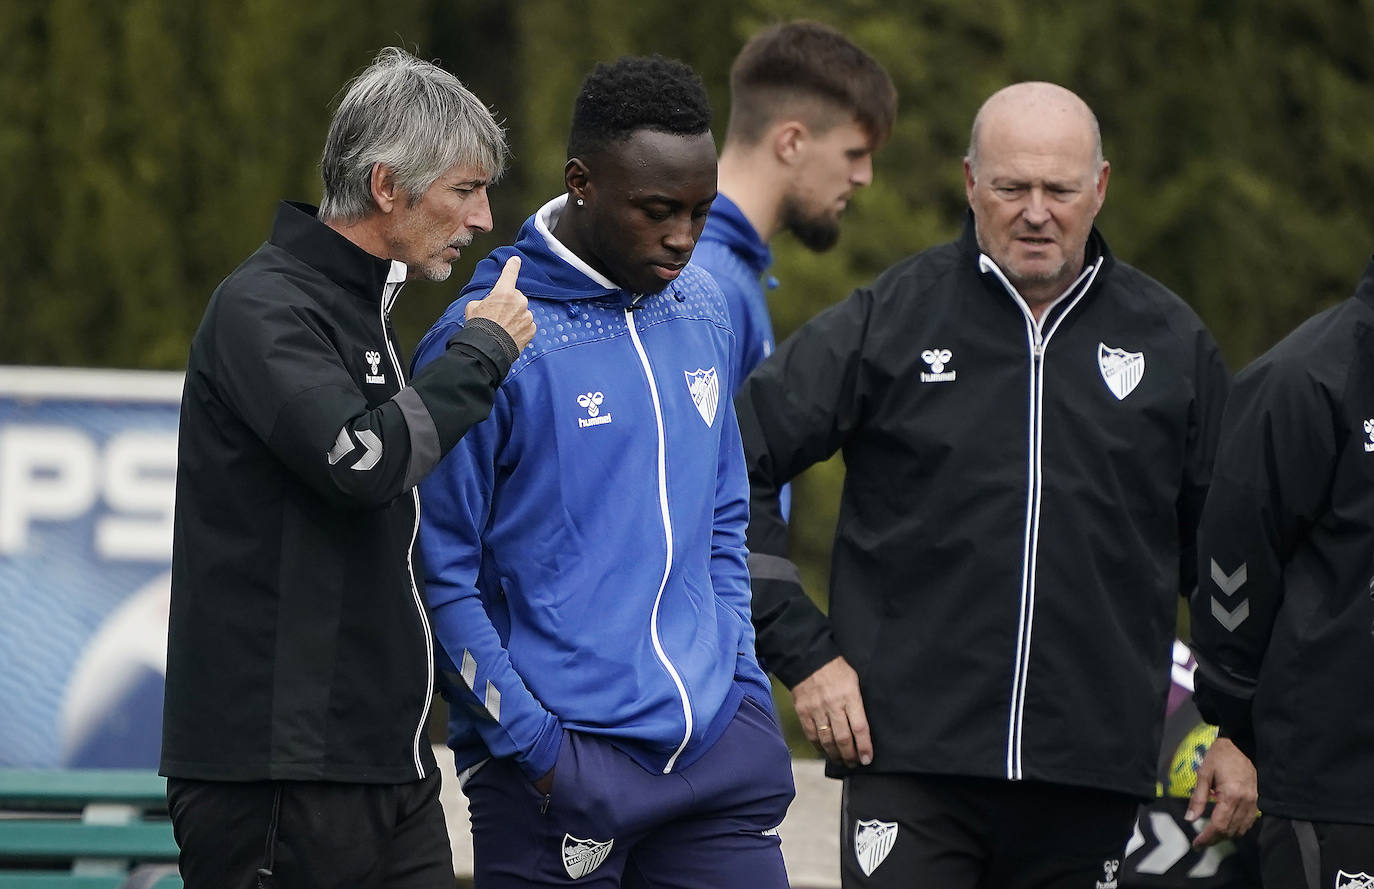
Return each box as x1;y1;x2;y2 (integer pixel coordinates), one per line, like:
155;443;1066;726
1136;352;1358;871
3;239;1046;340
457;317;521;367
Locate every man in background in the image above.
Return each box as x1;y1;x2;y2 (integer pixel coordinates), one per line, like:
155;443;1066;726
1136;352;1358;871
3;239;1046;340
162;47;533;888
694;20;896;381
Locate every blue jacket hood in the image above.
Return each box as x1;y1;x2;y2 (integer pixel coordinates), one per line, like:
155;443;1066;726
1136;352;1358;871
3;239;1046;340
462;195;627;306
698;193;772;277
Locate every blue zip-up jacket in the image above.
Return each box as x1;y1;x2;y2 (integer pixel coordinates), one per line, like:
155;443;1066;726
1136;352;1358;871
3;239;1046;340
693;193;777;382
413;195;772;782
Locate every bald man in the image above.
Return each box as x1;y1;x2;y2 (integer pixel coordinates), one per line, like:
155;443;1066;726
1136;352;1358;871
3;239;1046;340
737;82;1241;888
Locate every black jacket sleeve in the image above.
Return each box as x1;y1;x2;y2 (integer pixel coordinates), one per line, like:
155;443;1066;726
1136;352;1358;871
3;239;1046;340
736;287;873;688
1176;325;1232;597
209;293;517;509
1190;354;1336;755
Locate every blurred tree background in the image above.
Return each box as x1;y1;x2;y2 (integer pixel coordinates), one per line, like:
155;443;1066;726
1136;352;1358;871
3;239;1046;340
4;0;1372;752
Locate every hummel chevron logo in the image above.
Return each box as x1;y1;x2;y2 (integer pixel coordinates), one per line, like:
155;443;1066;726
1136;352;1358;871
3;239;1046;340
1210;559;1247;596
325;427;382;471
1131;812;1188;876
1211;597;1250;632
351;429;382;471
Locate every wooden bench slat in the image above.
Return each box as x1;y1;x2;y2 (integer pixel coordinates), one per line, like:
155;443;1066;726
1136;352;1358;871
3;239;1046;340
0;874;125;889
0;869;183;889
0;821;178;859
0;771;167;810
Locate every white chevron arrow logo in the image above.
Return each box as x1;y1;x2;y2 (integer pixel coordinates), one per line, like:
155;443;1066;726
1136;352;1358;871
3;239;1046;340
351;429;383;471
1187;839;1236;878
1210;559;1247;597
1135;811;1191;874
1211;596;1250;632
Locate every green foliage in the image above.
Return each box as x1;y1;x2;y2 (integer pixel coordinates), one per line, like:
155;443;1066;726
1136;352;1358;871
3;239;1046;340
5;0;1374;755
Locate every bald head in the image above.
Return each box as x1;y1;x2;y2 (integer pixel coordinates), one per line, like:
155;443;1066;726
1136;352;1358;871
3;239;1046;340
966;82;1103;177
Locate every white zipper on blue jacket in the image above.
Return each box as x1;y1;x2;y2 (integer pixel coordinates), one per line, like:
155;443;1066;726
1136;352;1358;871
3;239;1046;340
624;302;694;774
380;265;435;780
978;253;1103;781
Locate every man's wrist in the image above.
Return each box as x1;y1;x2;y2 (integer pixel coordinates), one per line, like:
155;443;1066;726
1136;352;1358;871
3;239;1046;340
457;317;520;367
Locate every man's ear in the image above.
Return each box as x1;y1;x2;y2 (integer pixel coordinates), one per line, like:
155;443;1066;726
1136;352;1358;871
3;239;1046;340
773;121;808;166
370;163;400;214
565;157;590;204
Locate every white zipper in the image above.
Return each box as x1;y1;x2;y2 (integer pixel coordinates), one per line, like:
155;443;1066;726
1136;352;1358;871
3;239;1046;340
379;285;434;780
624;305;694;773
978;255;1102;780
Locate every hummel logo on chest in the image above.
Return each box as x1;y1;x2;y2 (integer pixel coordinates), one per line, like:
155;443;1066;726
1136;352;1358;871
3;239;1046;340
577;391;612;428
364;350;386;385
920;348;956;383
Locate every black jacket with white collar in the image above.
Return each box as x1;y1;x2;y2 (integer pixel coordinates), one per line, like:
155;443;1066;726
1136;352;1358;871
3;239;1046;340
162;201;516;784
739;215;1230;797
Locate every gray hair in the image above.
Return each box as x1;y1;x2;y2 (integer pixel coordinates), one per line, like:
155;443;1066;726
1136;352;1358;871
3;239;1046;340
319;47;508;224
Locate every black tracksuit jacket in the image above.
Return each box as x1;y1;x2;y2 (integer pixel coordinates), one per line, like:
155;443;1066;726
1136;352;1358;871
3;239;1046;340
738;218;1230;797
162;201;517;783
1192;258;1374;824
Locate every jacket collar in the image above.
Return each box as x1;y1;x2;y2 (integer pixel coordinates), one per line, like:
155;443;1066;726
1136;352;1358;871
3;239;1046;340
957;209;1115;291
699;193;773;276
270;201;397;304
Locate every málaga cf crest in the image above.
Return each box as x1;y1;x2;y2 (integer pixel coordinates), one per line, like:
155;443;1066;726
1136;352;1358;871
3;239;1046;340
562;834;614;879
854;818;898;876
684;367;719;426
1098;342;1145;401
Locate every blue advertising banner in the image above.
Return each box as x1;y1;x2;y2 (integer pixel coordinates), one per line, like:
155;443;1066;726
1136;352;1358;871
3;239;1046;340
0;366;182;767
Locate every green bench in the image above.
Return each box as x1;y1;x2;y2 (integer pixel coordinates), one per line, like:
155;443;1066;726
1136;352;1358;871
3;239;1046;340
0;769;181;889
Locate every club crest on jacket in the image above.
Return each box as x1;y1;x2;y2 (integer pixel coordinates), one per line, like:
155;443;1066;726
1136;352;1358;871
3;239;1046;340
1098;343;1144;400
685;368;719;426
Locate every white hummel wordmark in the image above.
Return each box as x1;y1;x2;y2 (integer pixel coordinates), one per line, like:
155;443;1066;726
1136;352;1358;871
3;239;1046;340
577;391;612;428
684;367;719;426
1098;343;1144;400
364;349;386;384
854;819;897;877
920;348;956;382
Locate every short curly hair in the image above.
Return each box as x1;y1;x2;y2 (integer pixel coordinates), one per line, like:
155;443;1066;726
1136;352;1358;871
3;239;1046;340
567;55;712;159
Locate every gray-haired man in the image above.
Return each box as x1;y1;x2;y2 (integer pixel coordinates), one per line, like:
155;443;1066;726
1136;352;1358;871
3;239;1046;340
161;47;534;888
